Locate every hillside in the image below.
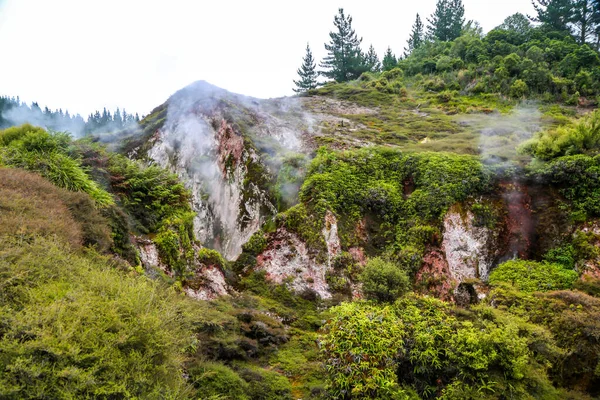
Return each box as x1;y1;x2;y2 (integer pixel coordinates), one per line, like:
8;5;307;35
3;14;600;400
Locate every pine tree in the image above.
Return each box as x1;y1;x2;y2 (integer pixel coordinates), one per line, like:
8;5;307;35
405;14;424;57
427;0;465;41
498;13;533;35
572;0;597;44
593;0;600;47
293;43;318;93
530;0;573;33
382;47;397;71
114;107;123;128
320;8;364;82
363;44;381;72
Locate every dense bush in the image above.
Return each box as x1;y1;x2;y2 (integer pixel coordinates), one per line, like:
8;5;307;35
489;259;578;292
522;109;600;160
397;25;600;101
107;154;190;233
320;296;565;399
238;365;294;400
492;286;600;394
530;154;600;218
107;154;197;274
188;362;249;399
288;147;491;264
0;237;196;399
320;302;407;399
359;257;410;302
0;124;113;206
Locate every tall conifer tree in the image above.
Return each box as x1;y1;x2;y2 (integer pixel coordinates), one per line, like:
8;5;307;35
572;0;597;44
320;8;363;82
405;14;424;56
427;0;465;41
382;47;397;71
364;44;381;72
293;43;318;93
530;0;573;33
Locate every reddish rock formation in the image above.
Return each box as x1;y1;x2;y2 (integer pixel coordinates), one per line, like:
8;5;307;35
499;182;535;261
415;249;454;301
216;119;245;174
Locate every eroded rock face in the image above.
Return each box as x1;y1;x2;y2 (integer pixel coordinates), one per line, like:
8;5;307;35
254;211;343;299
184;265;230;301
146;84;282;260
442;206;497;281
134;236;230;301
323;211;341;266
256;228;331;299
134;236;171;277
415;249;453;301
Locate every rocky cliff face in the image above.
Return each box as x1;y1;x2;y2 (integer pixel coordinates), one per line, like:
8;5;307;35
123;82;587;303
442;206;498;282
143;82;316;260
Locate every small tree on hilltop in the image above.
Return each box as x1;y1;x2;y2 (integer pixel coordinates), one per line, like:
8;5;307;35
320;8;364;82
364;44;381;72
293;43;318;93
405;13;424;57
427;0;465;41
382;47;397;71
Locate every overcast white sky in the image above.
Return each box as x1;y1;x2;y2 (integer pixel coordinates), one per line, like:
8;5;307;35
0;0;535;117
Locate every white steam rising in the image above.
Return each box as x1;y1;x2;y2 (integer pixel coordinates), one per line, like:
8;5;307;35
147;81;314;260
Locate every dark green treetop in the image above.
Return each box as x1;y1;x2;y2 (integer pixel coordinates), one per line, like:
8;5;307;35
363;44;381;72
427;0;465;41
320;8;364;82
530;0;574;33
405;13;424;57
382;47;397;71
293;43;318;93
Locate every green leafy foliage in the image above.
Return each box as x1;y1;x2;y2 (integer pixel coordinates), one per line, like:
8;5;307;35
187;362;249;400
522;109;600;160
0;237;195;399
107;154;190;233
396;23;600;101
489;259;578;292
359;257;410;302
238;365;294;400
0;124;113;207
321;295;567;399
530;154;600;218
320;302;406;399
106;153;196;274
287;147;490;264
492;286;600;393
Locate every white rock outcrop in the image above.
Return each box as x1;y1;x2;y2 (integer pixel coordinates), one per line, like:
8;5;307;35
442;207;495;281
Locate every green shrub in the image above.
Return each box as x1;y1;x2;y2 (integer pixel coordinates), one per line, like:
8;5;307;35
529;154;600;217
321;296;560;399
359;257;410;302
238;365;293;400
320;302;406;399
107;154;190;232
242;232;268;257
0;237;196;399
522;109;600;160
0;124;114;207
489;259;578;292
188;362;249;400
509;79;529;98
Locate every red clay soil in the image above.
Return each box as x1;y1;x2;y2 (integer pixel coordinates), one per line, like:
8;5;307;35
499;181;535;261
